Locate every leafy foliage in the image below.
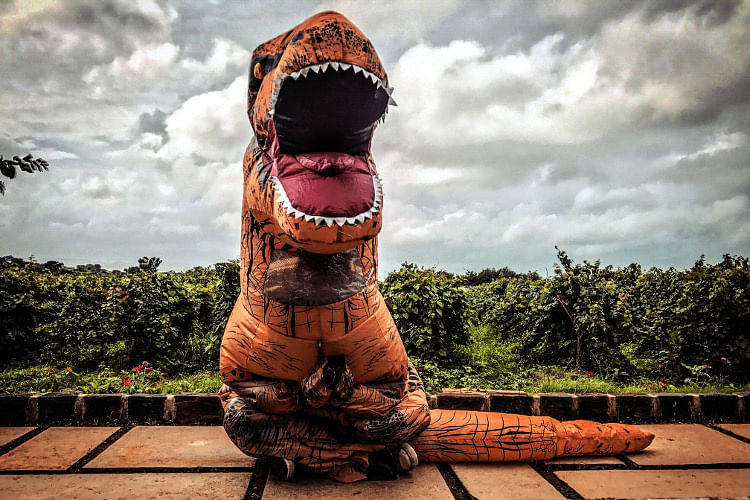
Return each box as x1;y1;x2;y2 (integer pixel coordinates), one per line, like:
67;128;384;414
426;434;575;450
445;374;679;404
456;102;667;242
1;257;239;374
466;250;749;384
381;263;470;367
0;153;49;195
1;251;748;390
462;267;519;287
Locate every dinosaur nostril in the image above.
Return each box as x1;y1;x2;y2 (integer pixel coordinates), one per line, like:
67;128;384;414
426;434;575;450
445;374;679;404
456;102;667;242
295;153;355;176
317;163;342;176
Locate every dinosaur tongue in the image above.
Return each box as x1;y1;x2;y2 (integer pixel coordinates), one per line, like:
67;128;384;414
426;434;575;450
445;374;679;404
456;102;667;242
275;152;375;217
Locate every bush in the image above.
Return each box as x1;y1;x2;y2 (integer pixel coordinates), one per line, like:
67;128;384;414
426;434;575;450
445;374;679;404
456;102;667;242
0;257;240;374
381;263;470;367
2;251;748;387
465;250;750;383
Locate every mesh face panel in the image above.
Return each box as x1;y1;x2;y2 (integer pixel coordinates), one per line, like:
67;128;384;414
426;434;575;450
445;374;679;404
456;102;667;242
274;70;388;154
264;248;365;305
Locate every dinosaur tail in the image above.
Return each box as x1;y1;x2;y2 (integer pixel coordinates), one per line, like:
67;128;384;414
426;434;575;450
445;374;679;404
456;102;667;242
409;409;654;462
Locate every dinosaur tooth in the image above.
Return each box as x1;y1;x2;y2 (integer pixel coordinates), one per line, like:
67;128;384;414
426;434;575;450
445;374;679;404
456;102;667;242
353;65;362;74
320;62;329;72
300;67;310;77
388;95;398;106
311;65;320;73
340;63;351;71
330;62;339;71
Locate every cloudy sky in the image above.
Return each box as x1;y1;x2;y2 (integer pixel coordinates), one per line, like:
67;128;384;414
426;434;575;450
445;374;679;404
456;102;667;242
1;0;749;275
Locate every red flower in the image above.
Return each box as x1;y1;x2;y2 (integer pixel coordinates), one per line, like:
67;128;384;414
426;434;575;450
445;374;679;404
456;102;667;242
121;377;131;387
660;378;669;383
131;367;137;372
702;365;712;370
585;371;594;377
137;365;144;372
146;367;153;373
648;384;656;390
661;383;666;389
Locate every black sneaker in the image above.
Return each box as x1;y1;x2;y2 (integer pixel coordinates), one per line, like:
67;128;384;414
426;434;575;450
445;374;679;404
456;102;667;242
396;443;418;473
366;448;398;481
367;443;419;480
268;457;295;481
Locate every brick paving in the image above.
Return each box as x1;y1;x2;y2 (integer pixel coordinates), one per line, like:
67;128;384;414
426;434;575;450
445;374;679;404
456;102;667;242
0;427;34;447
629;424;750;465
84;426;255;469
0;424;746;499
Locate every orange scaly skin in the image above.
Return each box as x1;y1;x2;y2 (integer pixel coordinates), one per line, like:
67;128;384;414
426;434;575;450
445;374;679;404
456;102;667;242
219;11;654;483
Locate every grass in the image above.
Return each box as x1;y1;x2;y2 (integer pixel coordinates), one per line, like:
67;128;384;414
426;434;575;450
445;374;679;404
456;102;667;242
1;364;745;395
411;325;749;394
1;325;745;395
0;366;221;394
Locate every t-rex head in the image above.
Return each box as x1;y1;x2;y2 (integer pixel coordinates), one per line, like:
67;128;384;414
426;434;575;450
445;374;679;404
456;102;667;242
243;11;395;253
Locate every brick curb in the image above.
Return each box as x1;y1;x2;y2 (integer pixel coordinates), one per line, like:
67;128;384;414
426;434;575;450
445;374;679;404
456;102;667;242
0;390;747;426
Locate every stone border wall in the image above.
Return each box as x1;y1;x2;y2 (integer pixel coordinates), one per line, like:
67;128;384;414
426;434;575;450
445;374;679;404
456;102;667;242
1;390;747;426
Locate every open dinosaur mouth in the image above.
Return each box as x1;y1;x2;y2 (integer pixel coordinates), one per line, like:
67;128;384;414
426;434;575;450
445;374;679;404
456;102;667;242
269;63;394;226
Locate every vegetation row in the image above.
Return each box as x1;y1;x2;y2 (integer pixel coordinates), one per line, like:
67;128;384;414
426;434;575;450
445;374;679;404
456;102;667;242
1;250;748;393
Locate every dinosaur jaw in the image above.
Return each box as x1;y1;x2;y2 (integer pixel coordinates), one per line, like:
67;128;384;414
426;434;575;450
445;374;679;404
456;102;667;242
271;169;382;227
266;62;392;227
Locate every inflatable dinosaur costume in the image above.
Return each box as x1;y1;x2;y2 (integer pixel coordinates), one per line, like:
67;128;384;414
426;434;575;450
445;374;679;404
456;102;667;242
219;11;654;483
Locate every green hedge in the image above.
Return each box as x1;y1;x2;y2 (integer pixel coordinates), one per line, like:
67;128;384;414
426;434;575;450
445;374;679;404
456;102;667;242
1;252;748;384
468;251;749;383
0;258;239;374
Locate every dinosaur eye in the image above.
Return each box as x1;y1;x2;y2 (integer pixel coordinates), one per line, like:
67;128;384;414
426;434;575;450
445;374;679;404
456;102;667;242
254;62;264;79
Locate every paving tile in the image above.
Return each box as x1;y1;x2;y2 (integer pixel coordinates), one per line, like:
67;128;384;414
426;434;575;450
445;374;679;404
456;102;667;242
0;427;118;470
0;427;35;447
452;463;564;499
0;472;251;499
628;424;750;465
556;469;750;499
544;454;623;465
264;463;453;499
85;425;255;468
719;423;750;440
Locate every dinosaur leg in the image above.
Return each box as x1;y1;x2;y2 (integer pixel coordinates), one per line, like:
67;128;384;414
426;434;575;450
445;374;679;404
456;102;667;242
303;357;431;447
223;394;383;483
220;363;427;483
410;409;654;462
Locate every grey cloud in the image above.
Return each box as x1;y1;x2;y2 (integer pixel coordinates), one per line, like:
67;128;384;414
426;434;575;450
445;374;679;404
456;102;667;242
644;0;741;25
136;109;168;140
2;1;749;275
